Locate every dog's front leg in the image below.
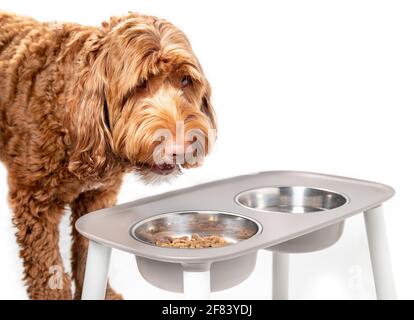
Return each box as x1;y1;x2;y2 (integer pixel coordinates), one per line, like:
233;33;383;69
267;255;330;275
9;188;72;300
70;177;123;300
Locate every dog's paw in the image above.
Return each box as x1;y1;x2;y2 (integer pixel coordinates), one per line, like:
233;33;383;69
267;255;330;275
105;287;123;300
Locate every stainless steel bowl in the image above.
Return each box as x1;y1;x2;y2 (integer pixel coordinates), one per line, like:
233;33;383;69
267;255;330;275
236;186;348;253
132;211;261;292
235;186;347;213
131;211;261;248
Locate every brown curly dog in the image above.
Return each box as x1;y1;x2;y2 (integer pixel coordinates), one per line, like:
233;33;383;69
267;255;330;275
0;11;216;300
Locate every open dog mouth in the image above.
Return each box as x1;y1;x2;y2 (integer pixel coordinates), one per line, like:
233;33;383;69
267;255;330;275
150;163;179;175
135;162;181;175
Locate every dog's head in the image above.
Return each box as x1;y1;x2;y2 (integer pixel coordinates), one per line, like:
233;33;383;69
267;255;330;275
67;13;216;181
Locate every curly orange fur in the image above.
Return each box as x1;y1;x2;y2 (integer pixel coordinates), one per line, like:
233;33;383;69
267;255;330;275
0;11;216;299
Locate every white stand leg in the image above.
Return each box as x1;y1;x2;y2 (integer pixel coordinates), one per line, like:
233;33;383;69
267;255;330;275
364;205;397;300
272;251;289;300
183;270;211;300
81;241;112;300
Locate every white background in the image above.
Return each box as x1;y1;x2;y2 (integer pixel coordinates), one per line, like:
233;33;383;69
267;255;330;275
0;0;413;300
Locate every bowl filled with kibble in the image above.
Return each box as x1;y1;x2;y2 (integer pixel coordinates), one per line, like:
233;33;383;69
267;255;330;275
131;211;261;292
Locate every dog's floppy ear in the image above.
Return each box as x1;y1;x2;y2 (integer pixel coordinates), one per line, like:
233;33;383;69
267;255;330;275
201;83;217;132
67;33;112;179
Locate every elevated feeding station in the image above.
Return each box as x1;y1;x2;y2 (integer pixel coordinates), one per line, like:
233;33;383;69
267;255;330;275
76;171;396;300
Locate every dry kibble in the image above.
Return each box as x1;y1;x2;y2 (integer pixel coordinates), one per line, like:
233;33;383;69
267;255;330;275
155;233;228;248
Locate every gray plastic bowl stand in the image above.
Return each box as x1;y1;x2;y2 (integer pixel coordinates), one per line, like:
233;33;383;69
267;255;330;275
77;171;396;300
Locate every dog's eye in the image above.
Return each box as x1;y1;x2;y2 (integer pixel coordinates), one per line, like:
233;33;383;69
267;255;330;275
180;76;192;88
138;79;148;90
